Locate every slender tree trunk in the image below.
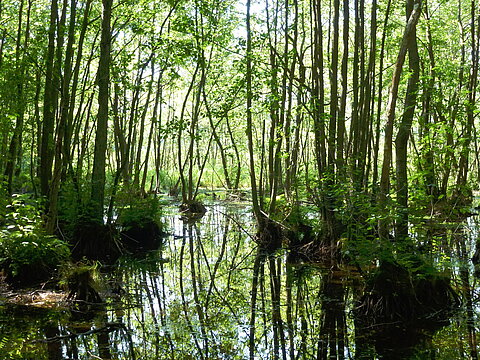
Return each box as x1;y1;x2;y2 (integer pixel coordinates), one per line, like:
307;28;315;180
90;0;112;222
394;0;421;242
133;67;154;188
328;0;339;170
246;0;261;220
372;0;392;189
312;0;327;217
47;0;77;233
141;70;163;191
4;0;31;193
378;1;421;238
419;0;438;201
337;0;348;174
40;0;59;197
456;0;479;196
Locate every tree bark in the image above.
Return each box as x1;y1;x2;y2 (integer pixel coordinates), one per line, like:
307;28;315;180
378;0;421;239
394;0;421;242
40;0;58;197
246;0;261;220
90;0;112;222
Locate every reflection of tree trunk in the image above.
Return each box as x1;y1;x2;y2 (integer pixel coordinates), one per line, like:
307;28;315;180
179;224;204;359
190;224;209;358
249;251;264;360
66;336;79;359
45;323;62;360
144;269;160;358
157;245;175;358
317;272;346;360
457;233;478;360
97;329;113;360
297;273;309;359
269;256;287;360
286;260;295;359
205;218;229;307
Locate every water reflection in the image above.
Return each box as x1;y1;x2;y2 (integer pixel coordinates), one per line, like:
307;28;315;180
0;203;479;359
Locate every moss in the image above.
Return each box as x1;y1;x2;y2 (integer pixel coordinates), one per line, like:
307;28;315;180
61;263;102;305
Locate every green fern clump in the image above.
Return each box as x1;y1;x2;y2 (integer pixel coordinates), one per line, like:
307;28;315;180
116;189;165;230
0;194;70;285
115;188;167;252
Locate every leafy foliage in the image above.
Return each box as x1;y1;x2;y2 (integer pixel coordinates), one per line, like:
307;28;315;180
0;194;70;283
115;187;166;230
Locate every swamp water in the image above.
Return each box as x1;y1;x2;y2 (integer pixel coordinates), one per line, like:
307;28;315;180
0;202;478;359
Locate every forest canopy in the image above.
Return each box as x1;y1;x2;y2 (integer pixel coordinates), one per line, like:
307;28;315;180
0;0;478;246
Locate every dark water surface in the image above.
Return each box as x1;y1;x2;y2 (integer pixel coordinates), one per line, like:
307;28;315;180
0;202;478;359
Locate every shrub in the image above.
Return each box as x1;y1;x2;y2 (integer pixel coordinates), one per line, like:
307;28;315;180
116;188;167;251
0;194;70;285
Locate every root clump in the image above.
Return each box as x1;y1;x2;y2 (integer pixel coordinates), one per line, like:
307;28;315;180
120;219;166;252
71;218;121;264
179;200;207;221
357;259;459;325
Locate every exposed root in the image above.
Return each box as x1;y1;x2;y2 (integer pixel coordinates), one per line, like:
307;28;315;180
255;216;283;253
120;219;166;252
289;239;342;265
71;218;122;264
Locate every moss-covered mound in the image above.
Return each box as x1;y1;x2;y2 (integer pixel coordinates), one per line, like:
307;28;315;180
62;263;102;305
116;194;166;252
179;200;207;221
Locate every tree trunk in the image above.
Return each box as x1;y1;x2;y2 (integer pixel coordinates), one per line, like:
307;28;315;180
394;0;421;242
378;0;421;239
40;0;59;197
90;0;112;222
47;0;77;233
456;0;479;197
246;0;261;220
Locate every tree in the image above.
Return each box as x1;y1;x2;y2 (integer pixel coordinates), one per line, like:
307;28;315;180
90;0;113;222
379;0;422;239
394;0;421;241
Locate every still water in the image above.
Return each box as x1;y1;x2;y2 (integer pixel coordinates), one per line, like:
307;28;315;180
0;202;478;359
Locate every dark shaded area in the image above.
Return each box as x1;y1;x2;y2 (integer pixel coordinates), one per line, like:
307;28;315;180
3;260;54;287
358;260;459;323
71;217;121;263
355;322;438;360
120;219;166;252
355;259;460;358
